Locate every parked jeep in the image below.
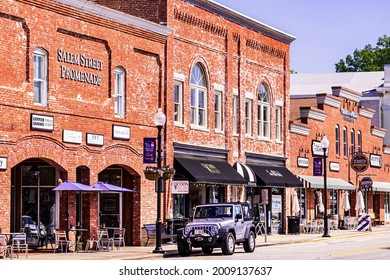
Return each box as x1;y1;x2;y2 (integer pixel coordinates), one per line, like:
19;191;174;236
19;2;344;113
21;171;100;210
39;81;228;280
176;202;256;256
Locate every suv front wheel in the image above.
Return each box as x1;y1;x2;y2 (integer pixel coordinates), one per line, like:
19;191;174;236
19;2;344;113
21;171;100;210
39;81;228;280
243;230;256;252
221;232;235;255
178;240;192;256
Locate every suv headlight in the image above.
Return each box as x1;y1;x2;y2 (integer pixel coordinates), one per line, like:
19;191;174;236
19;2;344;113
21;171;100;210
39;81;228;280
184;226;191;235
211;225;219;234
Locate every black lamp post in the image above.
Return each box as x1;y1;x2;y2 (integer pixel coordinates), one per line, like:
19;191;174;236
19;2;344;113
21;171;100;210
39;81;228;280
153;108;166;254
321;136;330;238
29;164;41;244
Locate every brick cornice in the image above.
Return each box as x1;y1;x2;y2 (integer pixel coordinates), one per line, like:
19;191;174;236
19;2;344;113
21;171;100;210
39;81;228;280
371;126;387;138
289;121;310;136
300;107;327;122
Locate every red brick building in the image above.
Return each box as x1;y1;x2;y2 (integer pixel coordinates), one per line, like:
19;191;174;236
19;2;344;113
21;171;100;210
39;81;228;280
1;0;298;248
290;86;390;226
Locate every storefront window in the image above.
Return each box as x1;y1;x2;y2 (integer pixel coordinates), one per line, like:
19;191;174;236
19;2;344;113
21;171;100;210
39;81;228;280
385;193;390;221
173;194;186;218
330;190;338;215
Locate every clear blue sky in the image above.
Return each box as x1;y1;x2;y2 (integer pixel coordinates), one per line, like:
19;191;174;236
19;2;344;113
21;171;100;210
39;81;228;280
214;0;390;73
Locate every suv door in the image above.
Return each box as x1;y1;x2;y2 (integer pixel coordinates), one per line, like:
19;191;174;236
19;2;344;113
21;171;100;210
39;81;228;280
234;205;245;240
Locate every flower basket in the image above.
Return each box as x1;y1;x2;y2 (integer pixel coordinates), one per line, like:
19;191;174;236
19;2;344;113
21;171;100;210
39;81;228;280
144;170;161;181
163;170;175;180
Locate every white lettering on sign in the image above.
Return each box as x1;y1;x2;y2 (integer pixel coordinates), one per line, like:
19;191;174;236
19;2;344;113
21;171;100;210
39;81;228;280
329;162;340;172
297;157;309;168
266;169;283;177
86;133;104;146
370;154;382;168
31;114;54;131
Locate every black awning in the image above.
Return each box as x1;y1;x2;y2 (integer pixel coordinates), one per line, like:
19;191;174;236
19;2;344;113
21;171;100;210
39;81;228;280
247;164;303;188
174;155;248;185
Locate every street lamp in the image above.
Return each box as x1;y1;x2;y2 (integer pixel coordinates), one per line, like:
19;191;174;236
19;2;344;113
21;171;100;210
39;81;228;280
153;108;166;253
29;164;41;245
321;135;330;238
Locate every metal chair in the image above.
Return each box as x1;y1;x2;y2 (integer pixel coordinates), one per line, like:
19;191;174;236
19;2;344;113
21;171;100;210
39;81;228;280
113;228;125;249
0;236;11;259
11;233;28;259
54;230;70;253
97;229;113;251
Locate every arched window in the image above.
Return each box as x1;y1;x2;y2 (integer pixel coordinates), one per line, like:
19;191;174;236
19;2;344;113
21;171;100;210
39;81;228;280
33;48;48;106
343;126;348;156
335;125;340;155
190;63;207;128
351;129;355;155
358;130;362;152
114;67;125;118
257;83;270;138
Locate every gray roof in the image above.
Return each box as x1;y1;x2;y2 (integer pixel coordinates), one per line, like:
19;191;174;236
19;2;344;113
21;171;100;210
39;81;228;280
290;72;384;98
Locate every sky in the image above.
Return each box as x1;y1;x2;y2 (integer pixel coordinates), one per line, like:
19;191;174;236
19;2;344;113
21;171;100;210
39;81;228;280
213;0;390;73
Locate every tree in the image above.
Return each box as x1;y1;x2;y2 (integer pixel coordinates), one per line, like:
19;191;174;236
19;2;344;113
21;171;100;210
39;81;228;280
335;35;390;72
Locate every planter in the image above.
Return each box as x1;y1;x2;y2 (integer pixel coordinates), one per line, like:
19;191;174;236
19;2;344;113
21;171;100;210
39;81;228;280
144;170;161;181
163;171;175;180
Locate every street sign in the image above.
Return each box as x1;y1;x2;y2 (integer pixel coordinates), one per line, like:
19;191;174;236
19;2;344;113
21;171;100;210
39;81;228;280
360;177;372;190
351;154;369;173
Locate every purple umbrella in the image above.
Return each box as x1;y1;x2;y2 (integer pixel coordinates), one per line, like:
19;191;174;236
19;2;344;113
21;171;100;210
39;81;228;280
91;182;135;192
53;180;100;192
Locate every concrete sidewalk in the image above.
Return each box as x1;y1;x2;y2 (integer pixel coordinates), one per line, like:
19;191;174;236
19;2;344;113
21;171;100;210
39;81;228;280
7;224;390;260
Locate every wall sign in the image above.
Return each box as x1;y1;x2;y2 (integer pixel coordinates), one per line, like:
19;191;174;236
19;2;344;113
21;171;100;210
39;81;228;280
63;130;82;144
297;157;309;168
329;162;340;172
143;138;156;164
313;157;322;176
370;153;382;168
0;157;7;170
86;133;104;146
311;140;328;156
171;180;189;194
112;125;130;140
351;153;369;173
272;195;282;213
30;114;54;132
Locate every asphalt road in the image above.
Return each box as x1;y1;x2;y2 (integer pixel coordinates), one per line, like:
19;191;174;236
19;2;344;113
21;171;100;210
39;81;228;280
166;231;390;260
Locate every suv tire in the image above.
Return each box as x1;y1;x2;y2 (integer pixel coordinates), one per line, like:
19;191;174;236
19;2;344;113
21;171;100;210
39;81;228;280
178;240;192;256
201;246;213;255
221;232;235;255
243;230;256;252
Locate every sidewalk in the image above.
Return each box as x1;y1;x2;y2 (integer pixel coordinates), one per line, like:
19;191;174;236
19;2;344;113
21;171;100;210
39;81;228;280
8;224;390;260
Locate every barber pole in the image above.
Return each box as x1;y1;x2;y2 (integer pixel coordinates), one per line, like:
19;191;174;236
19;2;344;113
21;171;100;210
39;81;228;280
357;214;370;231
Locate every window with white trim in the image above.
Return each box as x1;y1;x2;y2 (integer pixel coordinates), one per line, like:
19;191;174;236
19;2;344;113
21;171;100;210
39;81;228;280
275;106;282;141
174;80;183;124
114;67;125;118
33;48;48;106
214;90;223;131
335;125;340;155
358;130;362;152
232;95;238;135
343;126;348;156
190;63;207;128
351;129;355;155
245;98;252;136
257;83;270;138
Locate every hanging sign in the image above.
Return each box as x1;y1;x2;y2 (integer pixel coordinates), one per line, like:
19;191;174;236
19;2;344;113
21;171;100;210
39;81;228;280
329;162;340;172
312;140;328;156
297;157;309;168
360;177;373;190
171;180;189;194
351;153;369;173
313;157;322;176
143;138;156;164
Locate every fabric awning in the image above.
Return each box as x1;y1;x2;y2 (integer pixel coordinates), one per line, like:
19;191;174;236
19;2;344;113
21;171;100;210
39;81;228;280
373;181;390;192
247;164;303;188
298;175;355;190
174;155;248;185
233;162;257;186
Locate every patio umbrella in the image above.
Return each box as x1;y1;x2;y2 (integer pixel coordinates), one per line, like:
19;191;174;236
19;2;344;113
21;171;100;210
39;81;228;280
317;191;324;213
292;191;300;215
53;180;100;192
91;182;135;192
355;190;365;214
342;191;351;212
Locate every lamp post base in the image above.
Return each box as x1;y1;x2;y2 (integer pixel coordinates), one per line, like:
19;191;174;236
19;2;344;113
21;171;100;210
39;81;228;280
153;247;165;254
322;233;330;238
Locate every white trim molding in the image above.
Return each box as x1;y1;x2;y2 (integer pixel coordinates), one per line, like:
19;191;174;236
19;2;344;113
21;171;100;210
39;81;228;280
289;121;310;136
371;126;387;139
332;86;362;103
174;72;186;82
358;106;375;119
300;107;327;122
317;94;342;108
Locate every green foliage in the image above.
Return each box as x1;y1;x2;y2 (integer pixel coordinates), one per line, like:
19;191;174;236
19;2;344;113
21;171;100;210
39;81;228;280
335;35;390;72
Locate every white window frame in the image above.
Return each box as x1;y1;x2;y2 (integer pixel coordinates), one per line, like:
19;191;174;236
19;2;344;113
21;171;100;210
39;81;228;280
33;48;48;106
214;90;223;132
245;98;252;136
343;126;348;156
351;129;355;155
335;125;340;156
257;83;270;139
232;94;238;135
275;106;282;142
190;63;208;129
114;67;125;118
174;80;184;125
358;130;362;153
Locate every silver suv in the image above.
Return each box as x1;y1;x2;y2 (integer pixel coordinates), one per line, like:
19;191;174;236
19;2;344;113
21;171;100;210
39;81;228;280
176;202;256;256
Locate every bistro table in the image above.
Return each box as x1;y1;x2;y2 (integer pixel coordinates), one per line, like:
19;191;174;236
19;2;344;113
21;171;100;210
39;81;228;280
0;232;21;244
69;228;87;253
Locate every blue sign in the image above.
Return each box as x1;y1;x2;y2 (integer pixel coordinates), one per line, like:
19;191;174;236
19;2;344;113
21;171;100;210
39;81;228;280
313;157;322;176
143;138;156;164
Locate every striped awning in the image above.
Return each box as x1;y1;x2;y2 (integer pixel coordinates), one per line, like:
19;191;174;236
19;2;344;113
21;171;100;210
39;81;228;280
298;175;355;190
233;162;257;186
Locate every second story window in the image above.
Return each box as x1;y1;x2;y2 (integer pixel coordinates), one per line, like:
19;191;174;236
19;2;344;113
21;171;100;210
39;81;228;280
257;83;270;138
174;80;183;124
214;90;223;131
358;130;362;152
335;125;340;155
245;98;252;136
343;126;348;156
114;67;125;118
232;95;238;135
351;129;355;155
33;48;48;106
275;106;282;141
190;63;207;128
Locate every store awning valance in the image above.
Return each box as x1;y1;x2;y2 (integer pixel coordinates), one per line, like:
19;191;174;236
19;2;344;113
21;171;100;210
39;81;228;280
373;181;390;192
233;162;257;186
247;164;303;188
174;155;248;185
298;175;355;190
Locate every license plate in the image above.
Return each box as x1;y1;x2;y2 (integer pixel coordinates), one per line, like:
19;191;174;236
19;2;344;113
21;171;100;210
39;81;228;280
194;229;204;235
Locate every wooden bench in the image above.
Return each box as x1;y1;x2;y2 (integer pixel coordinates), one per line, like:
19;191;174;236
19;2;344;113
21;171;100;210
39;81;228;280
143;224;175;246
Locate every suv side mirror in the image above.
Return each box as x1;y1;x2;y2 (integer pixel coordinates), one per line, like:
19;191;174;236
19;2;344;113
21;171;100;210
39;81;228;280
235;213;242;221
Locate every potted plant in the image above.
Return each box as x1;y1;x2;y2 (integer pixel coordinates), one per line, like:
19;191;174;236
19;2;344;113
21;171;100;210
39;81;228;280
162;166;175;180
143;166;162;181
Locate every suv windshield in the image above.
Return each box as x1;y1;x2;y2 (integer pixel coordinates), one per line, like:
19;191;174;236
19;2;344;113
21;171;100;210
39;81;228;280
194;205;233;219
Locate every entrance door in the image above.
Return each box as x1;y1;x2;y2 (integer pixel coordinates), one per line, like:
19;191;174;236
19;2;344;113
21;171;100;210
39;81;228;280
99;192;120;228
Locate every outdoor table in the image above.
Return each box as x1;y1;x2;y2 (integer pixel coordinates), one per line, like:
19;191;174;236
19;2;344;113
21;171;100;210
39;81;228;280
0;232;20;244
69;228;87;252
103;227;118;238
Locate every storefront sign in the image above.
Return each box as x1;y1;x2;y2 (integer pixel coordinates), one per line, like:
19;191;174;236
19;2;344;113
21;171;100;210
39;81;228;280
360;177;373;190
311;140;328;156
313;157;323;176
143;138;156;164
63;130;82;144
30;114;54;132
112;125;130;140
171;180;189;194
272;195;282;213
370;153;382;168
86;133;104;146
201;163;221;174
329;162;340;172
297;157;309;168
351;153;369;173
0;157;7;170
340;108;358;122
